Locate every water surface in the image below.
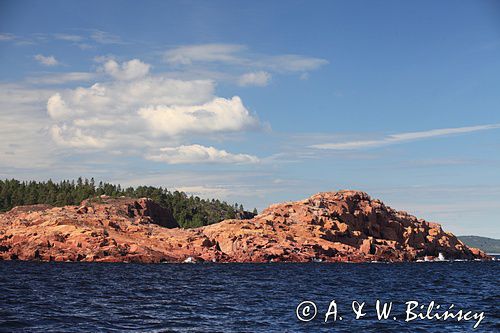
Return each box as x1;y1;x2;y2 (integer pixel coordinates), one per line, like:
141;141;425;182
0;261;498;332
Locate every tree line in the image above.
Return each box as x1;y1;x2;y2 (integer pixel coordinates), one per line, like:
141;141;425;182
0;178;257;228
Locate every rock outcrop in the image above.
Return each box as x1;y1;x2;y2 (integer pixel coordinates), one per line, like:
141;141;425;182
0;191;488;263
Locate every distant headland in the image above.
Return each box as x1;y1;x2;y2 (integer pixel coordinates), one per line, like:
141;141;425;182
459;236;500;254
0;183;488;263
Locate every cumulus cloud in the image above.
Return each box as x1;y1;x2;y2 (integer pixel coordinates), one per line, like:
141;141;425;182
47;76;214;122
238;71;271;87
310;124;500;150
46;77;216;147
138;96;259;136
44;58;263;166
146;144;259;164
47;93;71;120
102;59;150;80
50;124;105;149
34;54;59;66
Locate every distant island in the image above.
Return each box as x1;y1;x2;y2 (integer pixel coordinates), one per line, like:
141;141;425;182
459;236;500;254
0;182;488;263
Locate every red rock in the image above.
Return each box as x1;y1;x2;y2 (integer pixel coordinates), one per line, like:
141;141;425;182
0;191;489;263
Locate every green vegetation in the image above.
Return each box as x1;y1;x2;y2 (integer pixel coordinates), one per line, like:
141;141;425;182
0;178;257;228
459;236;500;254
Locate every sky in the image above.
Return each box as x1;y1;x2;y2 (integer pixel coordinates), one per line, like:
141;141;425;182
1;0;499;237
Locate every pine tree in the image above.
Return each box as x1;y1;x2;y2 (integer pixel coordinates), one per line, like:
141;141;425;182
0;178;247;229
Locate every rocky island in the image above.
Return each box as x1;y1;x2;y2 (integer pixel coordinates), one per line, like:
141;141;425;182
0;190;488;263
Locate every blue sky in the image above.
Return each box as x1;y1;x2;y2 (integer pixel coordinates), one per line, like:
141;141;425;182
1;0;499;237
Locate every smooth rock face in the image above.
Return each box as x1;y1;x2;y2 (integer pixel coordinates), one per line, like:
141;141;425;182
0;191;488;263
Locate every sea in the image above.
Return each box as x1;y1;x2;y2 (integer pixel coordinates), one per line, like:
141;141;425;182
0;259;498;332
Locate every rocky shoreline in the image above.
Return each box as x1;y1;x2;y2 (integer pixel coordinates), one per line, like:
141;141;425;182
0;190;489;263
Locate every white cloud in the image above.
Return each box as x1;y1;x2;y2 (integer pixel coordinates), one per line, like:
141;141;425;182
3;55;271;166
77;43;94;50
146;144;259;164
111;170;283;210
93;55;114;63
138;96;259;136
53;33;83;42
47;77;214;148
174;185;231;198
47;93;71;120
0;33;15;41
260;55;328;73
90;30;122;44
164;43;328;73
34;54;59;66
165;43;246;65
311;124;500;150
47;76;214;122
0;84;58;169
238;71;271;87
44;59;263;159
28;72;96;84
0;83;55;106
50;124;105;149
46;76;216;147
389;125;500;140
102;59;151;80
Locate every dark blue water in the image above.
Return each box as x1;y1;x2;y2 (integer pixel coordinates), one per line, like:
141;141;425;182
0;261;498;332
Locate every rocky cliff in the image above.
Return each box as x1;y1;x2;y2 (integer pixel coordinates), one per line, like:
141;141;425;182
0;191;488;263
